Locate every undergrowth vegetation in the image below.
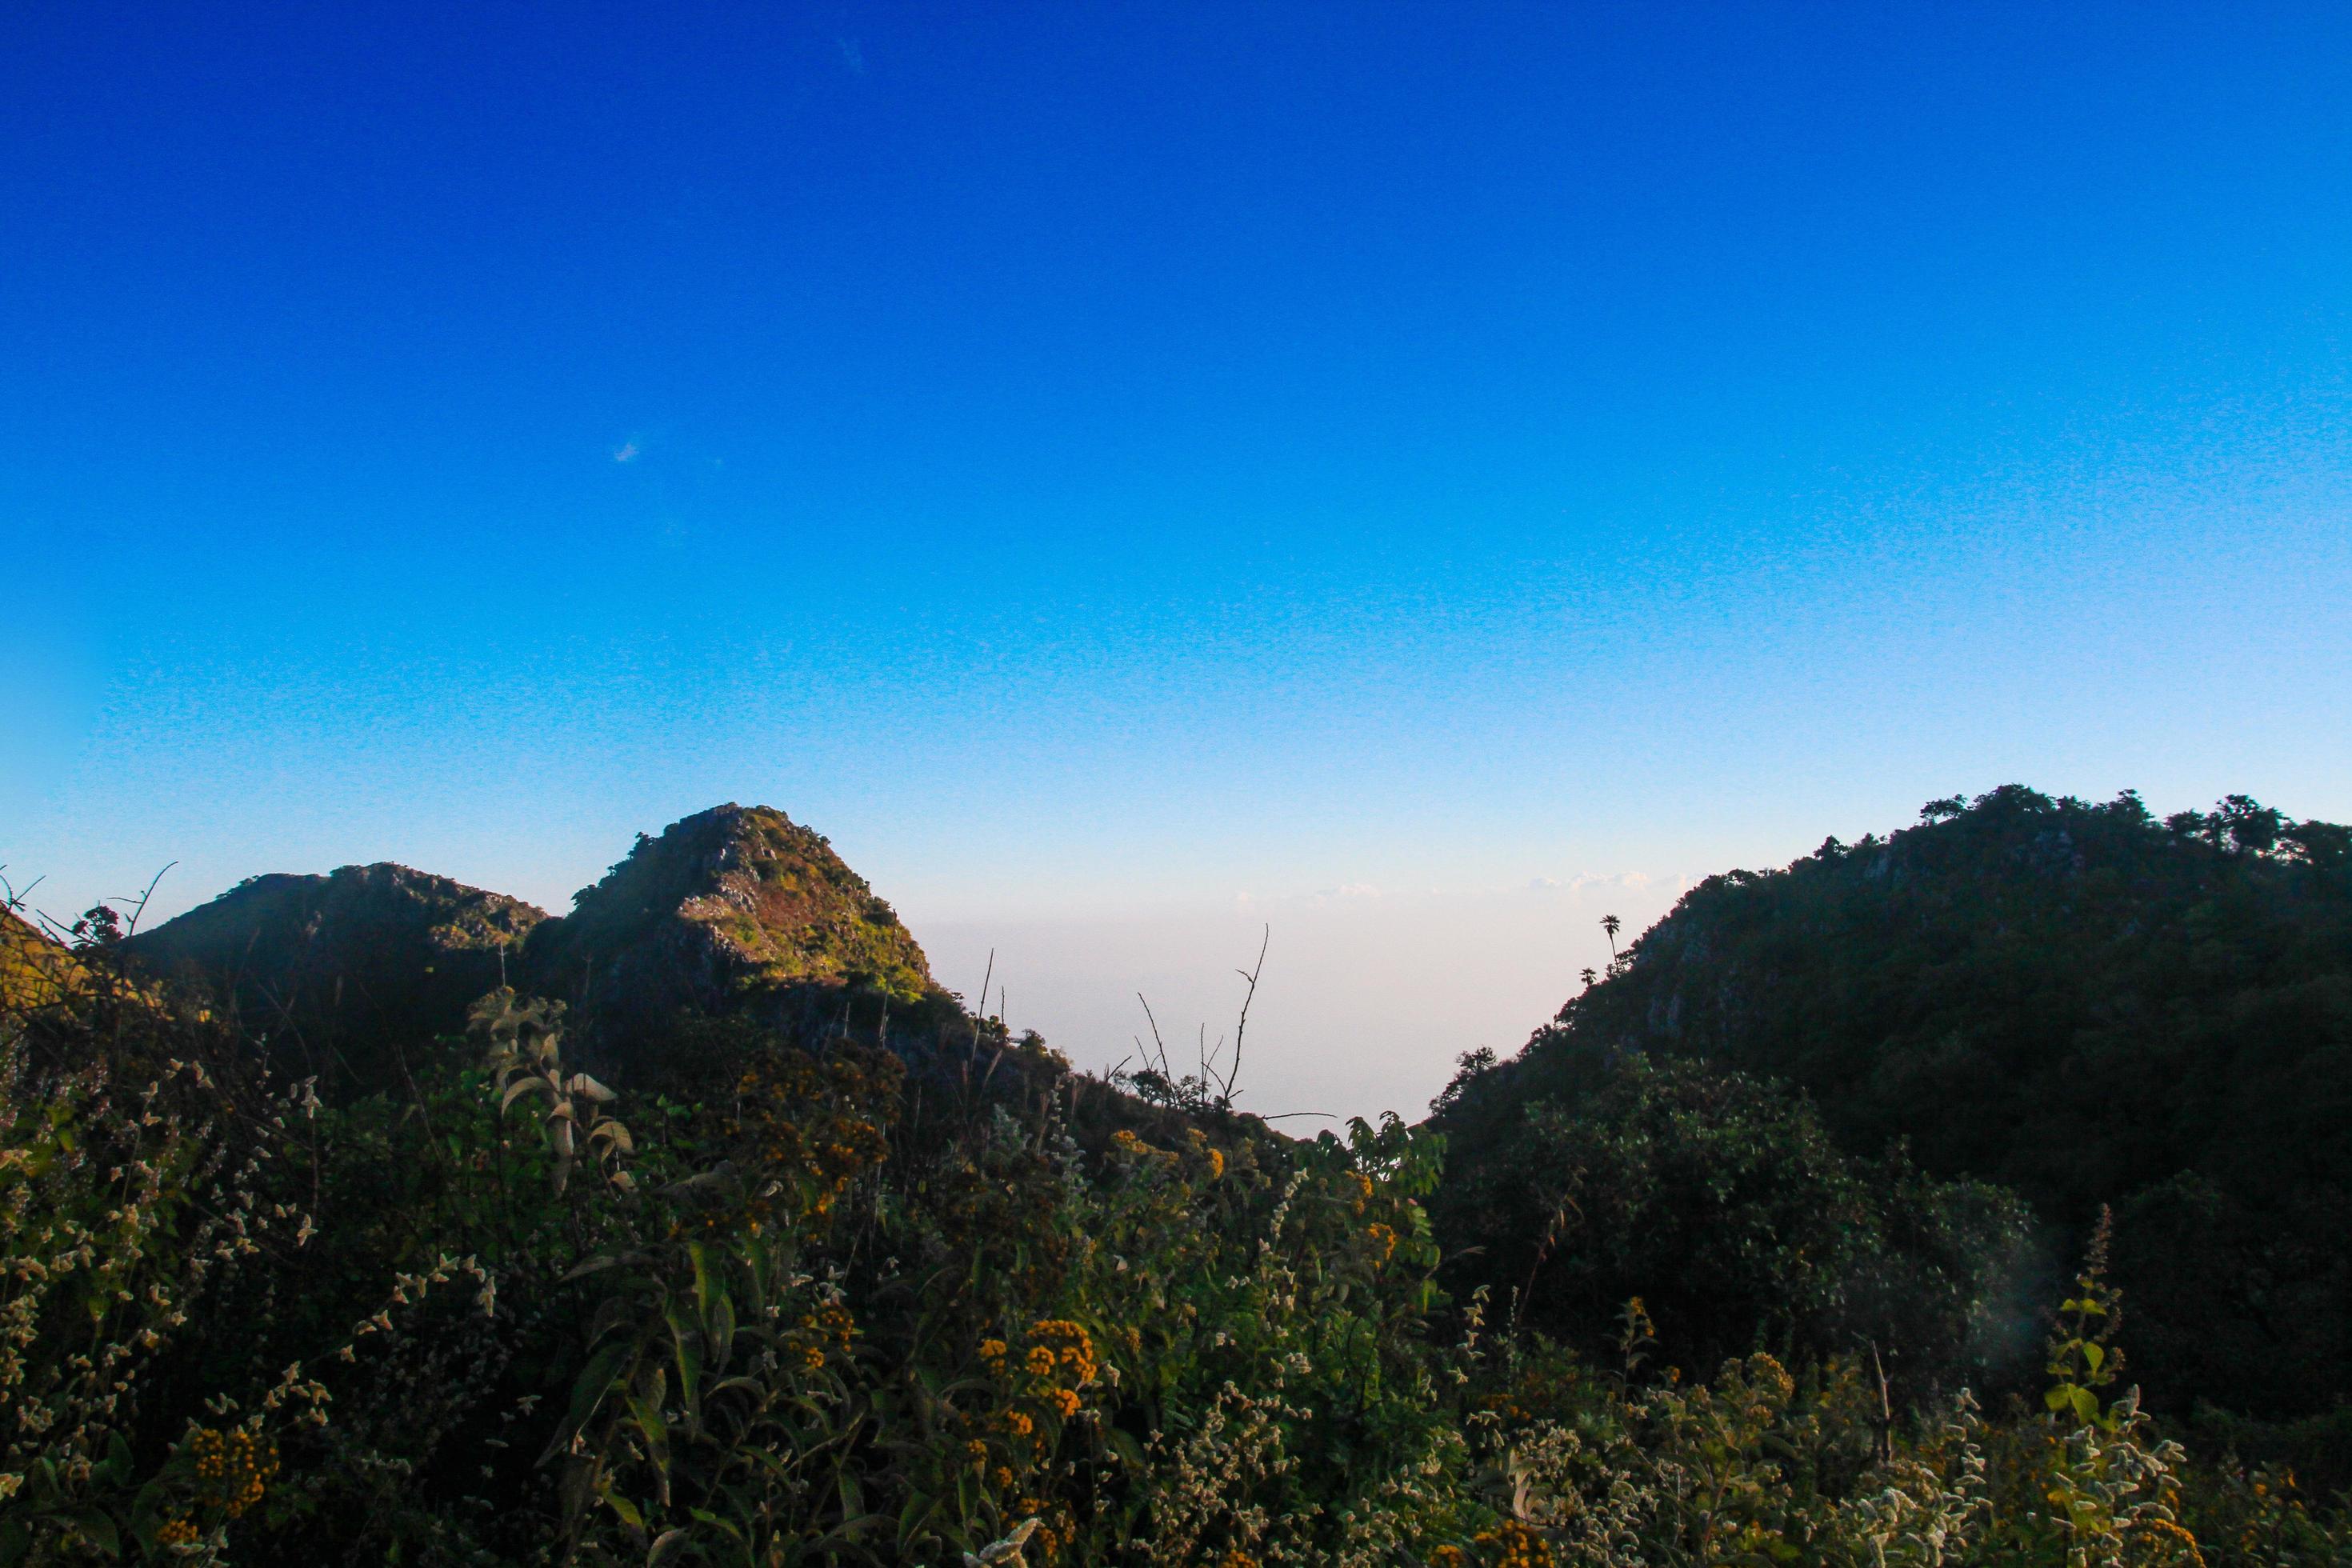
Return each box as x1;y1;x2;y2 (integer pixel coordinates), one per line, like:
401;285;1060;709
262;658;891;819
1;860;2346;1565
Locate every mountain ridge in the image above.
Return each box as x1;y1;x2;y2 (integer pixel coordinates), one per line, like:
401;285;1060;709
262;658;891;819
119;803;939;1086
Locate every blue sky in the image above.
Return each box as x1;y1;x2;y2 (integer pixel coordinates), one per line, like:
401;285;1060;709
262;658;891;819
6;2;2350;1118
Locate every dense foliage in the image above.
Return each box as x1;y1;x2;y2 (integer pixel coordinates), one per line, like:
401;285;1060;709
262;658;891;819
118;864;546;1098
4;788;2349;1565
1429;1057;2034;1398
1433;787;2352;1458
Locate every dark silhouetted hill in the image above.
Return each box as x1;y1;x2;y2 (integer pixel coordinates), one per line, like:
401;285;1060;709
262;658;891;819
1430;786;2352;1421
123;863;546;1093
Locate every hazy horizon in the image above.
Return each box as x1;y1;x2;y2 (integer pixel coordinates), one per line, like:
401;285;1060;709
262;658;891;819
2;781;2324;1123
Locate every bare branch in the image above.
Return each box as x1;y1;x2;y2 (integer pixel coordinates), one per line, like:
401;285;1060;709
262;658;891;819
119;862;178;939
1219;924;1270;1105
1135;993;1171;1080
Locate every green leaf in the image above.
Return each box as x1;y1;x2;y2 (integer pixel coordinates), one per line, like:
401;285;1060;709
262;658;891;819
687;1507;747;1543
1105;1428;1148;1473
709;1290;737;1372
70;1510;120;1557
545;1338;637;1462
666;1303;703;1422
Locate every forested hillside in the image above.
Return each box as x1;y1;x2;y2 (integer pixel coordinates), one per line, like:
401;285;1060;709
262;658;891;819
1431;787;2352;1431
2;797;2346;1565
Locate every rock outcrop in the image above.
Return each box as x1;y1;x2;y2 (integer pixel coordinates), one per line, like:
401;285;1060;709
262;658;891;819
519;804;935;1042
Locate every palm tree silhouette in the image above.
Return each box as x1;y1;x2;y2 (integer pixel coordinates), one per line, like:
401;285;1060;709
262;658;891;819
1601;914;1621;958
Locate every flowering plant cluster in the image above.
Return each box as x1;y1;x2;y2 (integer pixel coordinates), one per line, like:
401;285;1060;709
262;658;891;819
0;923;2345;1566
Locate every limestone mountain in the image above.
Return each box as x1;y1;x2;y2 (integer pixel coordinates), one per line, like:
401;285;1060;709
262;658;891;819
519;804;936;1046
123;862;547;1091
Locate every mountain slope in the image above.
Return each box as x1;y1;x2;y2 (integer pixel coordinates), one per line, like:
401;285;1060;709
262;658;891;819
0;906;86;1015
518;804;936;1042
123;863;546;1089
119;805;942;1089
1430;786;2352;1418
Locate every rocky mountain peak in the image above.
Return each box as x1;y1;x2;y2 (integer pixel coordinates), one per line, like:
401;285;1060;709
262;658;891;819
522;805;934;1031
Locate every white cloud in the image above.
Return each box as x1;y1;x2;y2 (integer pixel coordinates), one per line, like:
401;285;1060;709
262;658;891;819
1525;870;1654;898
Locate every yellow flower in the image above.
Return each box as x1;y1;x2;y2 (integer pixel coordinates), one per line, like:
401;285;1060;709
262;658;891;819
186;1426;279;1519
1472;1521;1555;1568
1026;1321;1097;1383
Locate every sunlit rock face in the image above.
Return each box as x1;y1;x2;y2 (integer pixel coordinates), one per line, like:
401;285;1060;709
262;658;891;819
519;804;935;1042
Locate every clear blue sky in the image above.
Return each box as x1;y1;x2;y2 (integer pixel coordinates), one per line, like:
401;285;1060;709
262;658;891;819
7;3;2350;1117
